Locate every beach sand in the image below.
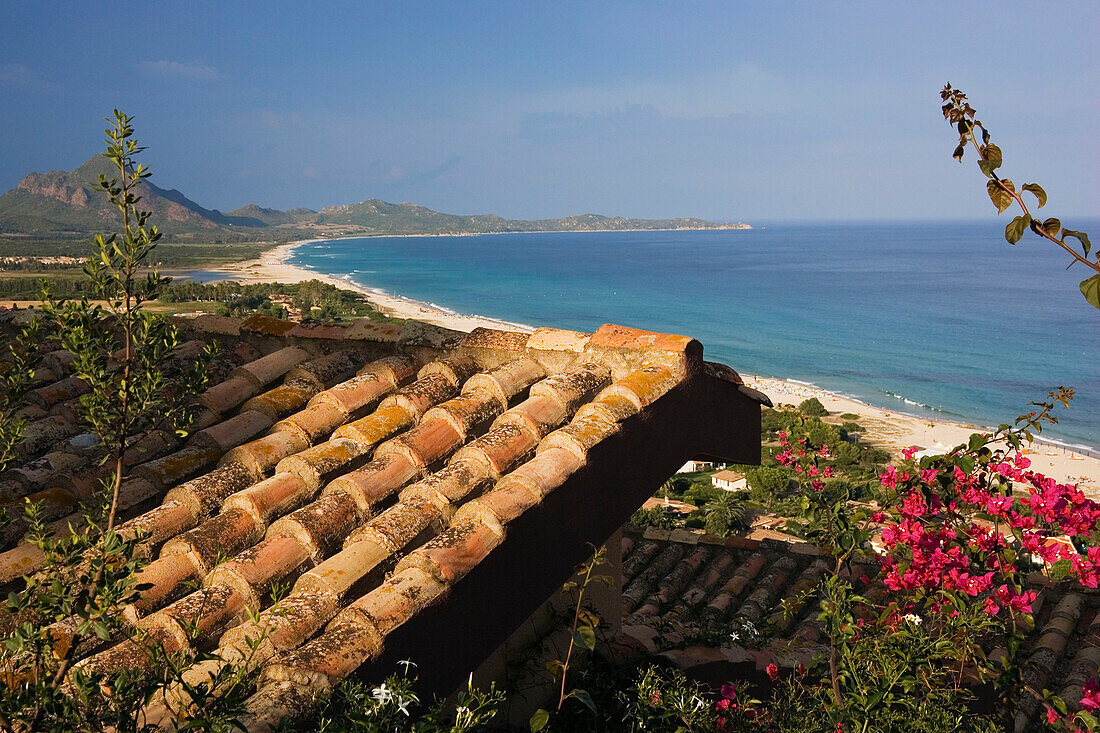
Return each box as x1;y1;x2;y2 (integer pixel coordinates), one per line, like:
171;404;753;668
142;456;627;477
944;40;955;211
206;241;534;334
206;239;1100;498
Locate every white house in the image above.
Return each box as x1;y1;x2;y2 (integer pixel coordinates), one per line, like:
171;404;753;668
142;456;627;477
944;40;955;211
711;469;747;491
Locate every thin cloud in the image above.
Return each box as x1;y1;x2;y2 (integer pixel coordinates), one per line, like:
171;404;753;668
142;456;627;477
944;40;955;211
138;60;219;81
0;63;44;87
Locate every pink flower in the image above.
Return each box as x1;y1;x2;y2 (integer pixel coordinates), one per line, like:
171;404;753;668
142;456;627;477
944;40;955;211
880;465;898;489
1045;708;1060;724
823;466;834;478
1081;677;1100;712
765;663;779;681
920;468;938;485
902;446;917;460
720;684;737;701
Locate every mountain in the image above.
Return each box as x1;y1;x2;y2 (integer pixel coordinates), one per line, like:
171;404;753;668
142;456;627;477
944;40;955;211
0;156;272;235
224;203;317;227
0;157;749;239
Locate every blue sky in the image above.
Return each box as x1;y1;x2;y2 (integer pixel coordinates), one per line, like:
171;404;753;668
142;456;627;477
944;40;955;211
1;1;1096;221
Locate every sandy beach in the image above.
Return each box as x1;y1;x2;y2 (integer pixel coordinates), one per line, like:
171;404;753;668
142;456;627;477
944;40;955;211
206;240;535;334
207;239;1100;498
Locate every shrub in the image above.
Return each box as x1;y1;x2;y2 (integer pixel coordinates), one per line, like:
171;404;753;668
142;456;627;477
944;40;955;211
798;397;828;416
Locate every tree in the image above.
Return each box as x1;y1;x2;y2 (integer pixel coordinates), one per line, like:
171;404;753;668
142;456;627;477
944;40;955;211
941;84;1099;309
0;111;223;732
797;397;827;417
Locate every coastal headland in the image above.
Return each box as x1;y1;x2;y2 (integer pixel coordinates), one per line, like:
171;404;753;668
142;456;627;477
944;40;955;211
206;238;1100;498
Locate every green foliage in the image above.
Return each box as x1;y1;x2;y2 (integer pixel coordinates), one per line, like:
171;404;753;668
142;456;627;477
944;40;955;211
0;316;42;471
628;506;678;530
287;671;502;733
798;397;828;416
0;112;260;733
702;492;746;538
942;84;1099;309
160;279;399;323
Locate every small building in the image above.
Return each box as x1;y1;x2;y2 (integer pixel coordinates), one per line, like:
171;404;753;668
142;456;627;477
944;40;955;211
712;469;747;491
677;459;716;473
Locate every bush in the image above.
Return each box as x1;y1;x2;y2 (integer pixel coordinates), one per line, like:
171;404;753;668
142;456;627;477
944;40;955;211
744;466;792;495
798;397;828;416
840;412;860;420
628;506;678;530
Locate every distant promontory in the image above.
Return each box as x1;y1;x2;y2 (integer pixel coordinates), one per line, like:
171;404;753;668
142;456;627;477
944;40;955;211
0;156;750;241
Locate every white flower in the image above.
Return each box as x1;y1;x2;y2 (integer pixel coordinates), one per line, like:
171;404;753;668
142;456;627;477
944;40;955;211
744;621;757;635
397;659;417;673
371;683;392;704
730;630;740;641
395;696;411;716
903;613;922;626
692;695;706;711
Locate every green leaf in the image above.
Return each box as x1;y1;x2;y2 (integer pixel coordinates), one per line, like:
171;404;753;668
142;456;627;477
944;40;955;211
529;709;549;732
1062;229;1092;258
986;180;1013;214
1080;274;1100;309
1040;218;1061;238
1021;183;1047;208
568;688;597;713
573;625;596;650
1005;215;1029;244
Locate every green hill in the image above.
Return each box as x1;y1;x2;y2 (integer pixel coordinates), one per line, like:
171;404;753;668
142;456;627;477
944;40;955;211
314;199;748;235
0;157;749;242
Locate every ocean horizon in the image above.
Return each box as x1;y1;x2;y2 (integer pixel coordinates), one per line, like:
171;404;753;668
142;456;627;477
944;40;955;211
283;221;1100;452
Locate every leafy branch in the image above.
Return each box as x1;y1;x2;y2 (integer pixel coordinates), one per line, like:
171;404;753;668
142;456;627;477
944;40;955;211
941;84;1099;309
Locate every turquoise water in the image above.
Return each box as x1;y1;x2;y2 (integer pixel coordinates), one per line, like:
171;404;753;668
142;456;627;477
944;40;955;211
287;222;1099;451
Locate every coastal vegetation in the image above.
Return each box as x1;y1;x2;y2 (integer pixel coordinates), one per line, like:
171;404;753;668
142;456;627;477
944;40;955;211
1;98;1097;733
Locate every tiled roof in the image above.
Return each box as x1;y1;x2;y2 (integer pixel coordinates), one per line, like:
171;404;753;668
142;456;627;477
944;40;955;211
0;309;768;730
616;527;1100;732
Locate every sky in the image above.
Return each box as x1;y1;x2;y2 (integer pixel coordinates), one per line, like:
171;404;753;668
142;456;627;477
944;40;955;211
1;1;1096;222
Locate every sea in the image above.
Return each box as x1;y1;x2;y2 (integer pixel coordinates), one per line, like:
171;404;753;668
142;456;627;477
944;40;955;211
284;221;1099;452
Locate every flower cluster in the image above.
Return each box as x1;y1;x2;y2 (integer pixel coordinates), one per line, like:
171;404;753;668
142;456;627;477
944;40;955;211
774;428;832;492
875;439;1100;617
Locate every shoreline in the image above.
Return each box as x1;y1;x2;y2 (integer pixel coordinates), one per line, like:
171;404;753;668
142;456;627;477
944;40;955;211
196;238;1100;497
202;239;536;334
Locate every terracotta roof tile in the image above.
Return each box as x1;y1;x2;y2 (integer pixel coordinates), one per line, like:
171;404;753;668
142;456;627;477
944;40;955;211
618;527;1100;730
0;311;772;729
343;318;403;342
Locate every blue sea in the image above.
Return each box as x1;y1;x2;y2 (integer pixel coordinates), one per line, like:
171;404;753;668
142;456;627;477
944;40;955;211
285;222;1099;451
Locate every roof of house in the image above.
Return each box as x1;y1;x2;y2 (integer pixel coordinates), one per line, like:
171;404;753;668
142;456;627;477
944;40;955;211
0;309;768;731
615;527;1100;731
711;469;745;482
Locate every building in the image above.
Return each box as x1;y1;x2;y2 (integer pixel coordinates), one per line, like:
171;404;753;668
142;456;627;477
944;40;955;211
711;468;747;491
0;311;769;730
